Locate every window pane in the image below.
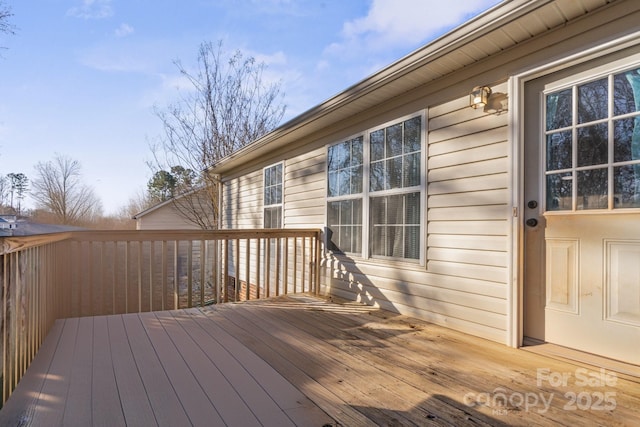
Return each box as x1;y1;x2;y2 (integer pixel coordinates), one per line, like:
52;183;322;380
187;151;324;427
328;142;349;171
405;226;420;260
546;131;572;171
327;200;362;254
614;117;639;162
577;168;608;210
404;116;421;153
328;171;339;197
351;165;363;194
352;137;364;165
370;129;385;161
386;124;403;157
264;207;281;228
403;152;420;187
369;193;420;260
546;89;572;131
370;197;385;225
577;123;608;167
370;161;385;192
337;169;350;196
388;158;402;189
405;192;420;224
327;202;339;225
328;138;363;196
273;186;282;204
614;68;640;116
578;78;608;123
547;173;572;211
386;194;403;224
614;165;640;208
275;164;283;184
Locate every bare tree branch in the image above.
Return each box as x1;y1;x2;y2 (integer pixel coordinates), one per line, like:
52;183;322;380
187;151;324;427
150;40;286;229
31;155;103;225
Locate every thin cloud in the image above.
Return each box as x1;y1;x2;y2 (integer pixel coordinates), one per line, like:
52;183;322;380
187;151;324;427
115;23;134;38
67;0;114;20
330;0;500;55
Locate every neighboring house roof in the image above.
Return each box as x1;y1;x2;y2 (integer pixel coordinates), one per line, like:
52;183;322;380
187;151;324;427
132;198;176;220
210;0;618;175
6;221;85;236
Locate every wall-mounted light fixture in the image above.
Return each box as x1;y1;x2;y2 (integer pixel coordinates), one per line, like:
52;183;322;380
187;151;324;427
469;86;491;109
469;85;508;115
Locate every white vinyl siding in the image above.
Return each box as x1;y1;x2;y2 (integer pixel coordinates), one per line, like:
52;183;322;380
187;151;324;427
135;205;201;230
284;148;326;227
325;85;510;343
221;171;263;229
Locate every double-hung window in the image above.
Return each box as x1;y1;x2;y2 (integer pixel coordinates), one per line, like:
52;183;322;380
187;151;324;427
327;114;423;261
264;163;283;228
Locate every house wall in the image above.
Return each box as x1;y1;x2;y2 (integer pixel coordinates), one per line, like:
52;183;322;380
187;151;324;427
219;1;640;345
136;204;200;230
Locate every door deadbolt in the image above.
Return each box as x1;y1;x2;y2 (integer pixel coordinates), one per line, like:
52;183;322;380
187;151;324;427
527;200;538;209
526;218;538;227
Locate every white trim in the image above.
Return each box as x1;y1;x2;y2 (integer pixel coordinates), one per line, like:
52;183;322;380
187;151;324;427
324;110;427;265
510;31;640;350
263;161;284;228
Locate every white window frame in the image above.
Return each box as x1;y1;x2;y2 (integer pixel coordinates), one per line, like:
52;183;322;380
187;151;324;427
263;161;284;228
542;59;640;214
326;111;426;264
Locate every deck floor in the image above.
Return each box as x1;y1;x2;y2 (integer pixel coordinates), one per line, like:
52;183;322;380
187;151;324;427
1;295;639;426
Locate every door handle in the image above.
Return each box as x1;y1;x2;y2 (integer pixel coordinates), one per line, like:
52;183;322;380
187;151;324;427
526;218;538;227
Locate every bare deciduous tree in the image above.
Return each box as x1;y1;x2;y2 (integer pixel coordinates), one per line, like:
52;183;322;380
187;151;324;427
0;175;9;210
1;1;15;50
31;155;103;225
151;40;286;229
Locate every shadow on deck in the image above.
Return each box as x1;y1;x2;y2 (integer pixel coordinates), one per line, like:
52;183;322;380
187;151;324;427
0;295;638;426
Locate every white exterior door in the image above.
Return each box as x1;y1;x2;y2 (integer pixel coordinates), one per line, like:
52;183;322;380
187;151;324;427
524;50;640;365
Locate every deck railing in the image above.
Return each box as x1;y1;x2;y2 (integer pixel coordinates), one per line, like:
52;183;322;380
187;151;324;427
0;228;322;404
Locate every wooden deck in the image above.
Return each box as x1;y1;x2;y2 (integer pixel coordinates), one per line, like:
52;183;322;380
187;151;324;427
1;295;639;426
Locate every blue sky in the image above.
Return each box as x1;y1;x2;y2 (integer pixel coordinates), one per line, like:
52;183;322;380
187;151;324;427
0;0;500;215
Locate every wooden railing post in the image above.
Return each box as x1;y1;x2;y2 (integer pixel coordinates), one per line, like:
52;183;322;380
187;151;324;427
0;227;322;404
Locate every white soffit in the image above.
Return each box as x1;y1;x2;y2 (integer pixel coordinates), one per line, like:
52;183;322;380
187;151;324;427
212;0;615;174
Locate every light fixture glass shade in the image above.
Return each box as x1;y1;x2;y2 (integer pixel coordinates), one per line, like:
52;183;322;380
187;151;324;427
470;86;491;109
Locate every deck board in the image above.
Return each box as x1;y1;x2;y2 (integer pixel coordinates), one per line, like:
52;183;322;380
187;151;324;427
92;315;126;427
156;310;265;427
121;312;191;427
63;316;93;426
138;311;226;426
1;295;639;426
106;314;156;427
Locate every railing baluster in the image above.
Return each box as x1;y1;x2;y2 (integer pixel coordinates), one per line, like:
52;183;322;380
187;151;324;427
265;237;271;298
283;237;288;295
256;238;261;299
162;240;167;311
187;240;193;308
223;239;229;303
150;241;155;312
245;238;250;301
200;240;205;307
137;241;143;313
0;228;322;404
173;241;179;310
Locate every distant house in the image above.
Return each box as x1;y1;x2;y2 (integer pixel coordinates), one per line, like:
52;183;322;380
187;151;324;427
210;0;640;366
132;198;202;230
0;215;17;235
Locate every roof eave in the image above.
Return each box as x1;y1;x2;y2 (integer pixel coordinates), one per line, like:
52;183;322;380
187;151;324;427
209;0;552;175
